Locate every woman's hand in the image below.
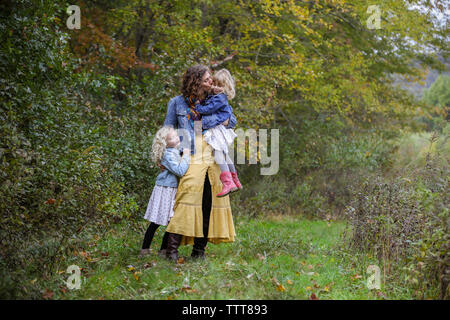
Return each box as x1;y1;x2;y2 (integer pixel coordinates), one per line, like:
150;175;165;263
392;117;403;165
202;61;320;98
157;163;165;172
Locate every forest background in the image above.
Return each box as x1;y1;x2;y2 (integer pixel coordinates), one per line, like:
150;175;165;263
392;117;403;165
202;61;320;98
0;0;448;299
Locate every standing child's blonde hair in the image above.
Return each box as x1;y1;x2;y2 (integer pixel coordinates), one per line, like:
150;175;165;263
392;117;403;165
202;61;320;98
151;126;175;165
213;69;235;100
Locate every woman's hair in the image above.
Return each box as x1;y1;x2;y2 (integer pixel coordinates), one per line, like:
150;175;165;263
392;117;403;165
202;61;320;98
181;64;211;99
213;69;235;100
151;126;174;165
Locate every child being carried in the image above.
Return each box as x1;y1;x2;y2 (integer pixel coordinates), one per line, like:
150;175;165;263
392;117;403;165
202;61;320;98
195;68;243;197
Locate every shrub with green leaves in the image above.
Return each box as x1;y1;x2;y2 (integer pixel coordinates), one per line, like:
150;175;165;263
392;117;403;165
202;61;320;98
344;131;449;299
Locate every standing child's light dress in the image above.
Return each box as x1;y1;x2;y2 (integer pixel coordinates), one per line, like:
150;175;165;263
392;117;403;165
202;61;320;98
143;147;190;226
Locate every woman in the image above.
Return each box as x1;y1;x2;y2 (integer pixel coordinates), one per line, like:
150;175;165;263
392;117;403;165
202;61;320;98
162;65;237;261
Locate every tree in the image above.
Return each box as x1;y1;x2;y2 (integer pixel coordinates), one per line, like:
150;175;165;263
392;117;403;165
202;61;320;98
423;75;450;108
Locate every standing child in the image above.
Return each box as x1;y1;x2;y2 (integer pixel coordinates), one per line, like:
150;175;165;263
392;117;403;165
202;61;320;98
139;126;190;257
194;68;243;197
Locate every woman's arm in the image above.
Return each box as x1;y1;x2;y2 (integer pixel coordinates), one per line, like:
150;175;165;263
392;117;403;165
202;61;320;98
163;97;177;127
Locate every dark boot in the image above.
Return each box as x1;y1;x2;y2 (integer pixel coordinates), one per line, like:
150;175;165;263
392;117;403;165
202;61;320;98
165;232;182;261
191;247;206;259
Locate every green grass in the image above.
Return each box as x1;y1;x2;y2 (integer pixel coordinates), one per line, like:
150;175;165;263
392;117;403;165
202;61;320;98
41;215;416;300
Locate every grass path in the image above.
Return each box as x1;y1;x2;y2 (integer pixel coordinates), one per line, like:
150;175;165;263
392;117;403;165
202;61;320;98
49;215;415;300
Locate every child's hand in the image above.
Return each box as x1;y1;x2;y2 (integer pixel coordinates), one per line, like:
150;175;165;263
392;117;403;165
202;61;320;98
157;163;165;172
183;148;190;156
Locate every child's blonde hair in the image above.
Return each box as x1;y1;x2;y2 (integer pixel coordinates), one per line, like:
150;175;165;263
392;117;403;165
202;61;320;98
151;126;175;165
213;68;235;100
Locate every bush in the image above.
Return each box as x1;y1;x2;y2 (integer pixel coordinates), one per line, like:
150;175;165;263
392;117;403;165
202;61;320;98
0;0;153;297
344;129;449;299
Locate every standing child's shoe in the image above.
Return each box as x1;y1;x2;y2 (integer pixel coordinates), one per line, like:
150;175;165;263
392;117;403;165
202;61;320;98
217;172;238;197
230;171;242;191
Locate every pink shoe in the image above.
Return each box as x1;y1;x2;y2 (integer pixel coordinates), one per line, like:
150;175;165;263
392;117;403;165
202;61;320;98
230;171;242;190
217;172;238;197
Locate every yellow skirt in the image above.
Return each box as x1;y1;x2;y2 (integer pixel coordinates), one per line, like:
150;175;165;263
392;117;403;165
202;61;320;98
166;134;236;246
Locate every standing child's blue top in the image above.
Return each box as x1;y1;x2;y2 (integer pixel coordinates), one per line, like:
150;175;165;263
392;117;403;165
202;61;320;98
195;93;234;125
155;147;190;188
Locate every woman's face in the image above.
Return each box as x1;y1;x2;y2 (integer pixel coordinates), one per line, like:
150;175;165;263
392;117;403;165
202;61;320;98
166;130;180;148
199;71;213;97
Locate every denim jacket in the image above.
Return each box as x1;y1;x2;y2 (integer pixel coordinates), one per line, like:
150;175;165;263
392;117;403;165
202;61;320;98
195;93;233;125
163;95;237;155
155;147;190;187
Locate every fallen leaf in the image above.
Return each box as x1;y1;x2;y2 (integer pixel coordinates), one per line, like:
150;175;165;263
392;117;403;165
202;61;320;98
309;293;319;300
276;284;286;292
351;274;362;280
177;257;185;264
42;288;54;300
127;265;135;272
133;272;140;281
181;286;197;294
101;252;109;257
79;251;88;258
44;198;56;205
287;280;293;285
305;286;312;291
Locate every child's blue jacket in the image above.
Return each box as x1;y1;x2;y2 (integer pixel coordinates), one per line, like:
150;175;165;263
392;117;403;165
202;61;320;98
155;147;190;187
195;93;233;126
